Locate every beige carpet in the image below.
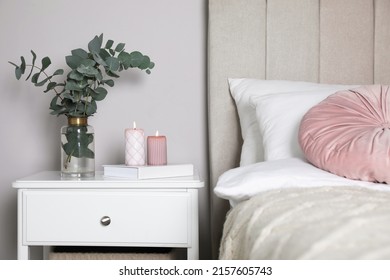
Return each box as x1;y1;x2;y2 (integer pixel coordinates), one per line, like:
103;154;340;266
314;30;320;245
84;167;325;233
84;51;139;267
49;252;175;260
48;246;181;260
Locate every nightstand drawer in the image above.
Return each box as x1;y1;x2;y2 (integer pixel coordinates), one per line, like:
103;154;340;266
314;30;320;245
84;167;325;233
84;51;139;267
23;190;190;246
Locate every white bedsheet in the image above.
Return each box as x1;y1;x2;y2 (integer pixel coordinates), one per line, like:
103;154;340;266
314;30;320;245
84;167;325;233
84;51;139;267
219;186;390;259
214;158;388;206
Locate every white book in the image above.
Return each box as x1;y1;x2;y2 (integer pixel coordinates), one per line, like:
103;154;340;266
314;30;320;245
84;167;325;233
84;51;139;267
103;164;194;179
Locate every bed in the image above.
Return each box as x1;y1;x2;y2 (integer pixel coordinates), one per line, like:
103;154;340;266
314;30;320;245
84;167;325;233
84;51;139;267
208;0;390;259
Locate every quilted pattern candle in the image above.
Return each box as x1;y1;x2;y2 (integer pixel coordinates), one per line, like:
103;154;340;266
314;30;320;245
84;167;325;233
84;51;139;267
147;130;167;165
125;122;145;166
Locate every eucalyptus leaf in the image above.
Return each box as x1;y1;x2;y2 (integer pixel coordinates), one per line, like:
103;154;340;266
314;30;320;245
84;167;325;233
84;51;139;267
50;95;59;110
68;69;84;81
77;64;99;77
95;70;103;81
15;67;22;80
71;48;89;59
105;57;120;72
92;53;107;67
88;34;102;53
35;76;52;87
45;82;58;93
62;92;77;101
138;56;151;70
62;97;76;107
118;51;131;68
128;51;143;67
25;51;37;81
62;127;94;159
31;72;40;84
80;132;92;146
83;147;95;158
62;126;94;159
105;69;120;78
99;49;111;60
62;142;74;156
102;79;114;87
20;56;26;74
115;43;125;52
85;100;97;115
41;57;51;71
90;87;108;101
50;106;68;116
105;39;114;49
53;69;64;76
65;80;88;91
80;59;96;67
66;55;83;69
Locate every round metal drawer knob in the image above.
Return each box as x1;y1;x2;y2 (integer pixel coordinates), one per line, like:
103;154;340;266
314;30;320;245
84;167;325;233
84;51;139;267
100;216;111;226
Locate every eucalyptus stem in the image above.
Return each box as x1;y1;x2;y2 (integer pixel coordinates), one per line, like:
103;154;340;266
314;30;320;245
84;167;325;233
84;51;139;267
64;153;72;169
26;64;64;100
73;90;79;116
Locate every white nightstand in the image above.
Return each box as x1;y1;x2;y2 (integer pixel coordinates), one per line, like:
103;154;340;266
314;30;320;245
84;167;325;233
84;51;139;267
13;171;204;260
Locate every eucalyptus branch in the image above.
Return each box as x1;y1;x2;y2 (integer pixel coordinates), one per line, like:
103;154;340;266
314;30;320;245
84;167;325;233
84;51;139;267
9;33;155;118
10;34;155;163
26;64;64;100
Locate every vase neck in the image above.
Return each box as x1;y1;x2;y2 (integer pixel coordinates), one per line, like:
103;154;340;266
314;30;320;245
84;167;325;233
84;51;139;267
68;117;88;126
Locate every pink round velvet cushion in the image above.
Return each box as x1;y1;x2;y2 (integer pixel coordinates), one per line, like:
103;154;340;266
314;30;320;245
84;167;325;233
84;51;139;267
299;85;390;184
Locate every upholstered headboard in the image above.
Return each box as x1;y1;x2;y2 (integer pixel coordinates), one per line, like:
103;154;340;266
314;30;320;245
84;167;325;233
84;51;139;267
208;0;390;258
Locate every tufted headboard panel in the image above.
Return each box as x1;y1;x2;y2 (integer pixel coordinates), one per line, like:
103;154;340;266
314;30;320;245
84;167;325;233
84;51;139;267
208;0;390;258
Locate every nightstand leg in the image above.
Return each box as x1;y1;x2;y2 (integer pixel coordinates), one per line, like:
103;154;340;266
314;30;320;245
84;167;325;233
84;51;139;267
188;189;199;260
187;247;198;260
18;245;30;260
17;189;29;260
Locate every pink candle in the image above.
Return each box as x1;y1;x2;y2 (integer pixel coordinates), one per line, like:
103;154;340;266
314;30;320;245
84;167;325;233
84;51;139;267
147;130;167;165
125;122;145;166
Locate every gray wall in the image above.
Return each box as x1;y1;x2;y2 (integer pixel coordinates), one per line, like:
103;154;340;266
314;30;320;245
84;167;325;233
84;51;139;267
0;0;209;259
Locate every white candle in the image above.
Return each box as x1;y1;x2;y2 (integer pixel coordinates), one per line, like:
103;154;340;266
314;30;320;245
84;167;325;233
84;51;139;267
147;130;167;165
125;121;145;166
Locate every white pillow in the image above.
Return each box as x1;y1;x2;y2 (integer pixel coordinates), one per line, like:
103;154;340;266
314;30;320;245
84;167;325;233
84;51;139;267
250;86;356;161
228;78;356;165
214;158;385;206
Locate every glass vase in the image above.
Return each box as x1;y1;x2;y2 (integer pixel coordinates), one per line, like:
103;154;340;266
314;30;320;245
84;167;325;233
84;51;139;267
61;117;95;178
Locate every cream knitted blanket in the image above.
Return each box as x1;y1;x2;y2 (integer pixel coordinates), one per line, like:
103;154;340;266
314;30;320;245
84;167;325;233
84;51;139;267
219;186;390;259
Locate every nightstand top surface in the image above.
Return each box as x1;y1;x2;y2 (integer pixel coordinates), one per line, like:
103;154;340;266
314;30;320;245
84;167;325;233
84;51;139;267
13;171;204;189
